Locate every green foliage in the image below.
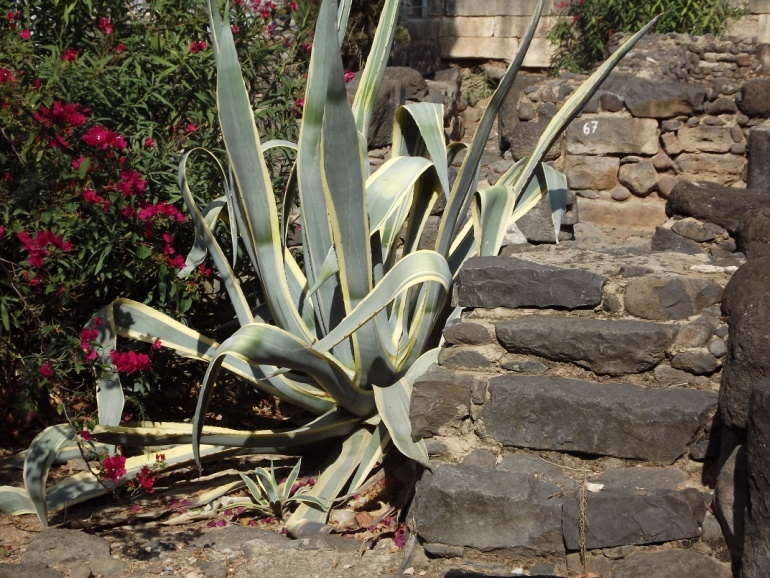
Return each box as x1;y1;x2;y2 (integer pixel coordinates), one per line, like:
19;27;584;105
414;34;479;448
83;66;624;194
548;0;746;73
0;0;314;432
340;0;409;71
238;459;325;520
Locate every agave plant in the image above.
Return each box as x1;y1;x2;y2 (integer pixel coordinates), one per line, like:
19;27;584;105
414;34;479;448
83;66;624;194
0;0;659;535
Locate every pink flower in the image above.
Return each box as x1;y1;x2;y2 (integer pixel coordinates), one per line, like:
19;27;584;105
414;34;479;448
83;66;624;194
185;122;196;133
231;25;240;34
97;17;112;35
168;255;186;269
0;67;15;83
38;362;54;378
19;29;29;40
115;43;125;54
119;169;146;197
110;349;152;373
101;454;127;483
72;156;90;171
189;41;207;53
0;226;5;239
121;205;134;218
134;466;156;492
61;49;77;62
288;1;298;10
344;71;355;83
143;137;154;148
152;339;162;350
82;125;126;150
301;42;312;53
259;8;270;20
79;430;92;441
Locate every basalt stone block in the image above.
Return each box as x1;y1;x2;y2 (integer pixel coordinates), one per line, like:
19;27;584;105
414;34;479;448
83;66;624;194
611;550;732;578
720;258;770;431
498;73;548;156
565;116;658;155
564;155;619;191
457;257;607;310
495;316;677;376
624;275;723;321
737;78;770;118
671;217;719;242
515;189;577;243
678;126;734;153
666;180;770;233
562;469;704;550
618;160;659;197
413;463;564;555
651;226;707;255
737;205;770;259
743;378;770;578
508;120;563;162
715;437;748;561
747;126;770;191
410;365;474;437
480;375;717;464
21;530;111;565
442;320;492;345
601;74;707;119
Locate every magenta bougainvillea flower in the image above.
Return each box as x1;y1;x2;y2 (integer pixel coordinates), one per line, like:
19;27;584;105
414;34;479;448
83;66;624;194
110;349;152;373
82;125;127;150
101;454;127;483
97;17;112;35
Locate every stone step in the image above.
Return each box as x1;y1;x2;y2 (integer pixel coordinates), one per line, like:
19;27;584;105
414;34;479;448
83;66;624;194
482;374;716;465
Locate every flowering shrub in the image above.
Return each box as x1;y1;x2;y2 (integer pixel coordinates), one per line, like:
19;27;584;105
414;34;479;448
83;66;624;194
0;0;315;435
548;0;746;72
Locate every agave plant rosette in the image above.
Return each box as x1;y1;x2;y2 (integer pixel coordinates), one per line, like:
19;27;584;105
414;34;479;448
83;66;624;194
0;0;659;534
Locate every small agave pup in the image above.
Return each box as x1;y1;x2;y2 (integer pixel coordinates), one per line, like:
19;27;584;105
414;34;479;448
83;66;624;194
0;0;659;534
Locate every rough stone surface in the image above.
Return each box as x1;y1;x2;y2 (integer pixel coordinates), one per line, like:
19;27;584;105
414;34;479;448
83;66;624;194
515;190;577;243
747;126;770;191
565;117;659;155
618;160;659;197
457;257;607;310
671;217;719;242
737;205;770;259
442;320;491;345
562;469;704;549
563;155;619;190
21;530;111;565
508;120;562;162
611;550;732;578
675;153;746;185
498;73;548;156
0;564;63;578
411;366;474;437
651;226;707;255
480;375;717;464
667;180;770;233
624;275;723;321
715;436;748;560
720;258;770;431
414;464;564;555
743;378;770;578
678;126;734;153
495;316;677;375
601;74;707;119
737;78;770;118
671;351;719;375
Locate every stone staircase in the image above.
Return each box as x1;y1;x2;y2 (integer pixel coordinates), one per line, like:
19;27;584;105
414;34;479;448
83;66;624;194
407;243;736;577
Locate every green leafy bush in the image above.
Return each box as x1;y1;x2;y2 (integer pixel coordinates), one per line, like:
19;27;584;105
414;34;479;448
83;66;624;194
548;0;746;73
0;0;314;434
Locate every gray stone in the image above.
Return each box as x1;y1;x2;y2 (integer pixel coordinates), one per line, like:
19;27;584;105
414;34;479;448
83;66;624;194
417;215;440;251
500;358;547;374
714;438;748;559
21;530;111;565
438;347;496;370
651;226;707;255
652;151;673;170
743;378;770;577
515;189;577;243
480;375;717;464
422;543;464;558
720;258;770;431
411;366;474;437
0;565;63;578
457;257;607;310
671;351;719;375
737;206;770;259
654;364;716;389
194;526;273;550
678;126;734;152
662;119;685;132
495;317;677;376
564;155;619;190
747;126;770;192
442;321;491;345
498;74;549;156
602;74;707;118
707;96;738;114
611;550;731;578
600;91;625;112
611;186;632;201
657;175;679;198
624;275;723;321
414;464;564;555
508;120;562;162
562;470;704;549
709;338;728;357
737;78;770;117
674;318;718;349
661;131;683;155
618;161;659;197
667;181;770;233
671;217;718;242
566;117;659;155
619;264;653;277
675;153;746;185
